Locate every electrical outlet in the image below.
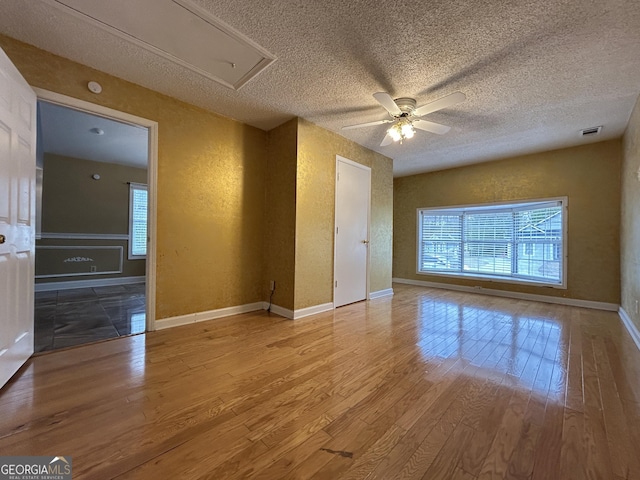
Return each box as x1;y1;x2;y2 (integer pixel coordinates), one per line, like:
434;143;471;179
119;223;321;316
270;280;275;291
90;265;97;273
635;300;639;315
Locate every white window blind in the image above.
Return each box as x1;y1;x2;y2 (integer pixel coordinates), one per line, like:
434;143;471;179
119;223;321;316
418;199;565;286
129;183;148;259
420;214;462;272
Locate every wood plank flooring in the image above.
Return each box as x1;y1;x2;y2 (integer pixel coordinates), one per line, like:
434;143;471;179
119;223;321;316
1;283;639;479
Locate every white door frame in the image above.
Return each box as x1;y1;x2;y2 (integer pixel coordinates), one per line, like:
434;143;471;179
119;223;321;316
333;155;371;306
34;88;159;332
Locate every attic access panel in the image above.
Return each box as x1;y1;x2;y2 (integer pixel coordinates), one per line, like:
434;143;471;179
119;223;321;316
45;0;276;90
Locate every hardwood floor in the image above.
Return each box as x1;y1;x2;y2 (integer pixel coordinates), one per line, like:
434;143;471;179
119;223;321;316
1;284;639;479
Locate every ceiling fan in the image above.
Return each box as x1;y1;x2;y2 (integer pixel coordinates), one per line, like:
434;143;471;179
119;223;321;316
342;91;466;146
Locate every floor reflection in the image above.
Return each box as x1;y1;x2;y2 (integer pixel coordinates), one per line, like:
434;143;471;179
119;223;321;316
416;296;565;397
126;333;147;381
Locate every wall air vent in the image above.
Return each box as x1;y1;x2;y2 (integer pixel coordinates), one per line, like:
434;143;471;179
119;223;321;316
45;0;276;90
580;126;602;137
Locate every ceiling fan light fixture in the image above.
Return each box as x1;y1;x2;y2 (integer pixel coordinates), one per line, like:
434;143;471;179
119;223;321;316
388;124;403;142
401;122;415;139
388;120;415;143
344;90;465;146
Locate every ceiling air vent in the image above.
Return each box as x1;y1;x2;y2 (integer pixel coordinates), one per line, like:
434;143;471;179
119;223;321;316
580;126;602;137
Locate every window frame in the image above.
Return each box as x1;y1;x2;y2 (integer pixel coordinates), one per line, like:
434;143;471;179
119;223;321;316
416;197;568;289
128;182;148;260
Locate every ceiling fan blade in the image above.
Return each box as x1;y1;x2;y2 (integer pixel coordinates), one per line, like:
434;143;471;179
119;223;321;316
414;92;466;117
341;119;392;130
373;92;402;116
380;132;394;146
413;119;451;135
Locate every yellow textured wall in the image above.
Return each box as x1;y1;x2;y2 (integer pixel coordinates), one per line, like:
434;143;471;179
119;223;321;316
0;35;268;319
265;119;298;310
622;95;640;331
296;119;393;310
394;141;622;303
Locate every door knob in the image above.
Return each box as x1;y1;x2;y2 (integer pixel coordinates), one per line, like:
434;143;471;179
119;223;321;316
0;234;5;244
361;240;369;244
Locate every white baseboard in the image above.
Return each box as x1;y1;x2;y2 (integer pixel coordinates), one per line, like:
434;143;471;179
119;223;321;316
369;288;394;299
156;300;335;329
155;302;265;330
293;302;334;319
35;275;145;292
619;307;640;352
264;302;334;320
264;302;294;319
392;277;619;312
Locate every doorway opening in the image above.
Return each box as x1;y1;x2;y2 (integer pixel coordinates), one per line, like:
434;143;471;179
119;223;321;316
33;94;155;352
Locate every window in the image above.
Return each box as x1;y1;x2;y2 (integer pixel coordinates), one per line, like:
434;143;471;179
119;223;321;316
417;198;566;287
128;183;148;259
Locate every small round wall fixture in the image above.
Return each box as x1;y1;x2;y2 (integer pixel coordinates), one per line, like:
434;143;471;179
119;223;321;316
88;81;102;94
92;174;101;180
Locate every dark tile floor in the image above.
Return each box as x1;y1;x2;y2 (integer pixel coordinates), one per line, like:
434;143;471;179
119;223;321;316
34;283;146;352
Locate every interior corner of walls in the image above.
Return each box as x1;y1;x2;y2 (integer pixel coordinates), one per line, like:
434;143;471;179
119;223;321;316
264;302;294;319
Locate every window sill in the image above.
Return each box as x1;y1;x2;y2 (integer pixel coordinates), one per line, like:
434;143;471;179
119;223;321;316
416;270;566;289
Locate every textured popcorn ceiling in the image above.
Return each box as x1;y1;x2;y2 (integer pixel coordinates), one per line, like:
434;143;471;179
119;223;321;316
1;0;639;176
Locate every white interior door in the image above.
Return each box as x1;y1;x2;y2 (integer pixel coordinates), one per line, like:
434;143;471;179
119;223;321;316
0;48;36;389
334;157;371;308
